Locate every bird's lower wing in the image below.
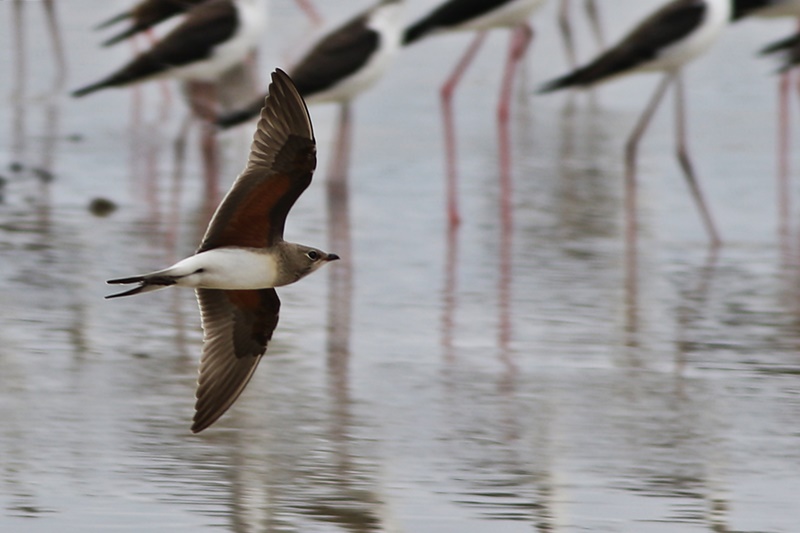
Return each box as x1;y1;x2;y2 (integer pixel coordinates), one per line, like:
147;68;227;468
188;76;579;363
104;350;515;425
192;288;281;433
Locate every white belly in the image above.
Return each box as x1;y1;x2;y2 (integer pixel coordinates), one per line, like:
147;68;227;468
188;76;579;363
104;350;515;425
306;2;404;104
171;248;279;290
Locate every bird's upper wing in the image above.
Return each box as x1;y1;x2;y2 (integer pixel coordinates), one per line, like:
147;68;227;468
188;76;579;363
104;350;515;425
198;69;316;252
192;287;280;433
291;11;379;96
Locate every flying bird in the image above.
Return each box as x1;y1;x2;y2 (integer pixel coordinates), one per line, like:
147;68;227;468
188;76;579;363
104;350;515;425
106;69;340;433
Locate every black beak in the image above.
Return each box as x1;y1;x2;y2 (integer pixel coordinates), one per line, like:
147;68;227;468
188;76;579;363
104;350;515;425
326;253;340;261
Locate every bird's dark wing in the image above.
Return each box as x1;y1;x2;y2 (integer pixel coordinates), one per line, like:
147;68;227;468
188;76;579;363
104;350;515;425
291;11;380;96
539;0;706;92
198;69;316;252
761;32;800;72
74;0;237;96
192;288;281;433
100;0;207;47
403;0;517;44
217;7;382;128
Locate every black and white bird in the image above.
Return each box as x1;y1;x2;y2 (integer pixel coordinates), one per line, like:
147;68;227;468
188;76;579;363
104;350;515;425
72;0;267;97
402;0;546;226
216;0;405;129
106;70;339;433
539;0;731;247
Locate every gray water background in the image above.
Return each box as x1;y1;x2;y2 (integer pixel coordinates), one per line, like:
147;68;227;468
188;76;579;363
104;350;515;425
2;0;800;531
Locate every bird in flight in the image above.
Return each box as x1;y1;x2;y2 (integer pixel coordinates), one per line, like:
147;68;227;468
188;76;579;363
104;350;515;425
106;69;339;433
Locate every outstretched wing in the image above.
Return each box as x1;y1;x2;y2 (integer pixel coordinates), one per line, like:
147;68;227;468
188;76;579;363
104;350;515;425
198;69;316;252
192;288;281;433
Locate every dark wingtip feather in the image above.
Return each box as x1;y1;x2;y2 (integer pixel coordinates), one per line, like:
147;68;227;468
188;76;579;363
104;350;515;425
105;285;146;299
537;75;577;94
101;26;142;47
402;23;428;46
759;34;800;74
760;35;800;56
95;11;131;30
107;275;146;285
72;80;109;98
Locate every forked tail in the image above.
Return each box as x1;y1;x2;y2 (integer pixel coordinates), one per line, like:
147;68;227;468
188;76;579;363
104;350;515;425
105;274;178;299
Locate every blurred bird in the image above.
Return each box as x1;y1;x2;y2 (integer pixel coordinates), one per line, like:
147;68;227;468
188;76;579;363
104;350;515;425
106;70;339;433
95;0;207;47
72;0;267;97
539;0;731;246
217;0;404;129
96;0;322;47
762;31;800;70
402;0;547;226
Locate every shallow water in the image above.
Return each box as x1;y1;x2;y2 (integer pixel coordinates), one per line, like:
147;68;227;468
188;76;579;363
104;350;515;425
3;0;800;531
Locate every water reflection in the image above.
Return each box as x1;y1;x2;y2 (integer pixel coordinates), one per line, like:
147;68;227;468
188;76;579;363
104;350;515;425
5;1;800;531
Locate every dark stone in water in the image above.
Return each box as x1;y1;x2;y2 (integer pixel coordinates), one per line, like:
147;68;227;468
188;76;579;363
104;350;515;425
89;197;118;217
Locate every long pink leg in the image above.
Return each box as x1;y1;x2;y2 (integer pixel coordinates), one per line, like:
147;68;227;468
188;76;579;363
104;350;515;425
441;32;487;228
295;0;323;26
621;75;672;345
585;0;605;49
498;24;533;218
558;0;577;68
624;74;673;266
142;28;173;110
673;72;721;246
42;0;66;87
184;82;221;207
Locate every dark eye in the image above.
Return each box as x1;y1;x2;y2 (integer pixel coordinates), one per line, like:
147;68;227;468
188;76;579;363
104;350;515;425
306;250;320;260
